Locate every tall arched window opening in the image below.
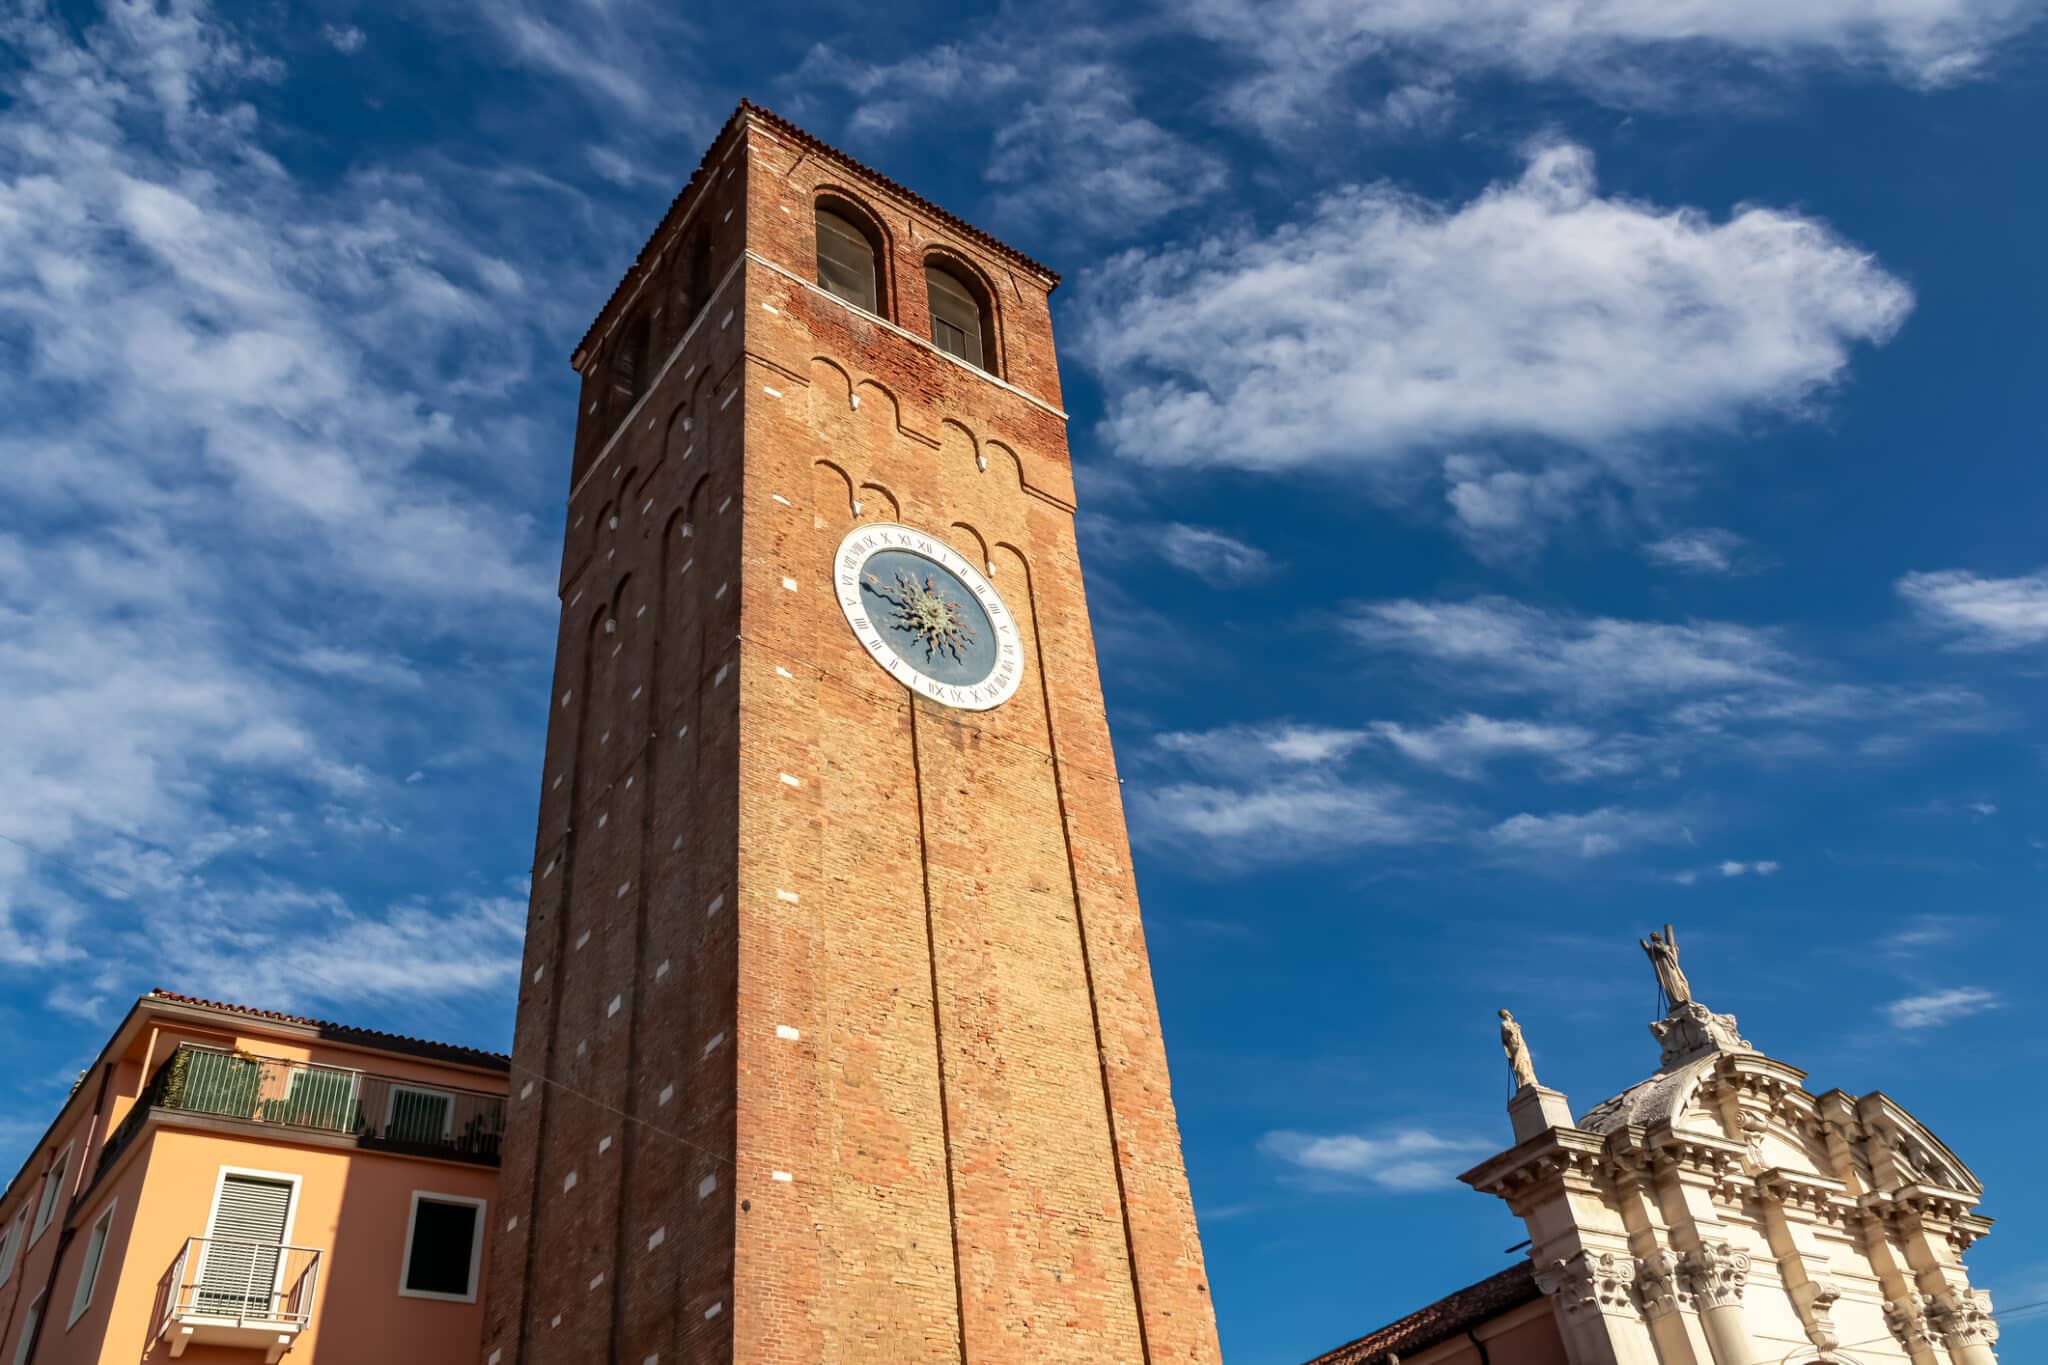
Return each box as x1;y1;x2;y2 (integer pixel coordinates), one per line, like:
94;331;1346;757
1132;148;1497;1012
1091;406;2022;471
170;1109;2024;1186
610;312;650;405
925;262;992;372
816;207;879;314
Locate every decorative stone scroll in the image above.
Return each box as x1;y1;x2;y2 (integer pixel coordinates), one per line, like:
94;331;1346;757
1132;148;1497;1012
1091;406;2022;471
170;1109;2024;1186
1884;1290;1933;1353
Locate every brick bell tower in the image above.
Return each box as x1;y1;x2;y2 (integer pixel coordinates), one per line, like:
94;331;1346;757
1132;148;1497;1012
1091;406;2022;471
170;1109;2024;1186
482;101;1221;1365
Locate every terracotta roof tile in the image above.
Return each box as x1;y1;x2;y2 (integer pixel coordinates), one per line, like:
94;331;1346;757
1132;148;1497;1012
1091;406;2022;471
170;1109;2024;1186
572;98;1058;367
1300;1261;1542;1365
146;989;509;1071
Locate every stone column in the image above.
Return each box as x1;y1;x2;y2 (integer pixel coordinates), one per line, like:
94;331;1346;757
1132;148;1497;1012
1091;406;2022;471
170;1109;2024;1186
1929;1287;2000;1365
1680;1241;1754;1365
1534;1248;1661;1365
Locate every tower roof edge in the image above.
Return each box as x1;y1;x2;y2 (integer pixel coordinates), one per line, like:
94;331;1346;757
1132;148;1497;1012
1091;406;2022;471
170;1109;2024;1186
571;97;1060;370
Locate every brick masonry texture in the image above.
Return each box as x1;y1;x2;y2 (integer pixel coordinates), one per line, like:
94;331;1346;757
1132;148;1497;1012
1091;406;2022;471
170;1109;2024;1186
483;107;1221;1365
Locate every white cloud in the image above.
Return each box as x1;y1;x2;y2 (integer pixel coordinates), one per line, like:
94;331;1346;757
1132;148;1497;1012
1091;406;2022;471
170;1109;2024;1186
1886;986;1998;1030
1899;569;2048;649
1717;859;1780;877
1260;1128;1492;1192
1489;806;1685;860
1347;597;1792;703
319;23;365;54
1153;524;1277;584
1082;144;1910;495
1645;528;1758;575
1187;0;2036;137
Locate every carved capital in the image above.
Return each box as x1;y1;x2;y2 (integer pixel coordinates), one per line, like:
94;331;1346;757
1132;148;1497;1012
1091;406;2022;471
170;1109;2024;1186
1633;1249;1688;1320
1537;1250;1639;1319
1679;1241;1750;1309
1929;1287;1998;1348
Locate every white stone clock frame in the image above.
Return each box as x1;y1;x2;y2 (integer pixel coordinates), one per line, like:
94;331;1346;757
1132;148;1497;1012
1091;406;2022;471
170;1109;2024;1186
833;523;1024;712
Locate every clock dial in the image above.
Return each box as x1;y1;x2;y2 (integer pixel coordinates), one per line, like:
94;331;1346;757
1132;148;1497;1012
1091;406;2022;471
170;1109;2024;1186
834;524;1023;711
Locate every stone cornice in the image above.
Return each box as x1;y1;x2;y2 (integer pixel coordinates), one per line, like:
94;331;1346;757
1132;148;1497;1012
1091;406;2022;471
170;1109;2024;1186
1460;1128;1608;1209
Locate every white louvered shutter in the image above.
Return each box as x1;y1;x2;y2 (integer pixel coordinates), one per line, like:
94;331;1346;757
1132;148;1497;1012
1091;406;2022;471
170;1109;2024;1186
197;1176;293;1315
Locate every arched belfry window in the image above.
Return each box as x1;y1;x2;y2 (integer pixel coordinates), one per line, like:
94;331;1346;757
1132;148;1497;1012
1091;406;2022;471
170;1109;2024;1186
816;204;879;314
610;311;650;403
925;260;993;372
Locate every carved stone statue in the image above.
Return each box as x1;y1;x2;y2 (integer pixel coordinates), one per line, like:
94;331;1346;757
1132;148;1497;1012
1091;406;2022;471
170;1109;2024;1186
1640;923;1693;1008
1499;1009;1539;1091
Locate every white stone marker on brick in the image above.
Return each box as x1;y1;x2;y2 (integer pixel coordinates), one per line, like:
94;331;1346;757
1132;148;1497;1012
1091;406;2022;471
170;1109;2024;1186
598;1135;612;1154
563;1171;578;1192
779;772;801;787
658;1084;675;1106
705;1304;723;1320
781;576;798;591
647;1227;666;1251
589;1274;604;1292
703;1031;726;1055
772;1170;793;1183
775;1024;801;1041
706;893;724;917
776;888;800;903
697;1173;717;1200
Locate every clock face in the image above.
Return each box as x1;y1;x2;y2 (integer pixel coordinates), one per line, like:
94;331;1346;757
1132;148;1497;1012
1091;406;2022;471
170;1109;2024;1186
834;523;1024;711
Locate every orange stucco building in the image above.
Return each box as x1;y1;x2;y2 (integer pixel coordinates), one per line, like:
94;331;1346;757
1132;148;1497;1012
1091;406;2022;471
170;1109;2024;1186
0;991;507;1365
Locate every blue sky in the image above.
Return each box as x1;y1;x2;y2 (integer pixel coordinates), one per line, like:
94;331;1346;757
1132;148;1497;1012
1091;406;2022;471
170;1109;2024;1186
3;0;2046;1359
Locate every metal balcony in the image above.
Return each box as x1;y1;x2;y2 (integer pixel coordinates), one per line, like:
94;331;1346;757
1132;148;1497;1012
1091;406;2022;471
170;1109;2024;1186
153;1236;321;1362
98;1045;507;1177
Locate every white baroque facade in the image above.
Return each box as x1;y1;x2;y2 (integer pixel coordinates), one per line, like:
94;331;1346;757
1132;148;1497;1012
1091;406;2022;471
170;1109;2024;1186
1461;944;2000;1365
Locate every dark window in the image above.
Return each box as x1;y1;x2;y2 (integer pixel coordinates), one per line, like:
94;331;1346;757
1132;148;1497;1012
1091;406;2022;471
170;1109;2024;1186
402;1196;480;1300
816;208;879;314
925;264;990;371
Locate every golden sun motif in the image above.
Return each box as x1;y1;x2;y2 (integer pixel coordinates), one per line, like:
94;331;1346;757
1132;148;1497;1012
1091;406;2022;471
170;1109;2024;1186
864;568;980;663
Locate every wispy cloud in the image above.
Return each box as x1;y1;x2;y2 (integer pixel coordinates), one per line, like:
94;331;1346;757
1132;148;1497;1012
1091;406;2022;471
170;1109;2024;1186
1886;986;1998;1030
1153;524;1277;585
1645;528;1762;576
1260;1128;1493;1192
1899;568;2048;649
792;32;1223;240
1346;597;1793;703
1186;0;2038;137
1129;778;1441;864
1489;806;1688;861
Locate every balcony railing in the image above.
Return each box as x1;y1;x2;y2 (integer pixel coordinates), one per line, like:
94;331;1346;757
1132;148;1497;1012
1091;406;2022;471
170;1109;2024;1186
99;1045;506;1177
153;1236;320;1361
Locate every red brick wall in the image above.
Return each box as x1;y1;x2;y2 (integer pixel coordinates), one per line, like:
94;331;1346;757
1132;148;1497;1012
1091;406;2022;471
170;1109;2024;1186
485;109;1218;1365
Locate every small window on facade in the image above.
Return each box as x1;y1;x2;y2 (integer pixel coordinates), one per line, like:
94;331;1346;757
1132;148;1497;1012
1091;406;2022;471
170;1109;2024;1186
30;1145;69;1239
925;264;990;371
400;1193;485;1301
816;208;879;314
0;1207;25;1285
66;1201;115;1326
12;1293;43;1365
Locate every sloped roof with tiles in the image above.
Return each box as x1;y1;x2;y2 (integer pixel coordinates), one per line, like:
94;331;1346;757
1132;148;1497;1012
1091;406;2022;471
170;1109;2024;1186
145;989;510;1071
1300;1262;1543;1365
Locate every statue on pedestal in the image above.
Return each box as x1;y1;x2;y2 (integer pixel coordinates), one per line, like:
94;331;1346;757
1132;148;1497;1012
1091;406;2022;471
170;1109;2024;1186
1499;1009;1539;1092
1640;923;1693;1008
